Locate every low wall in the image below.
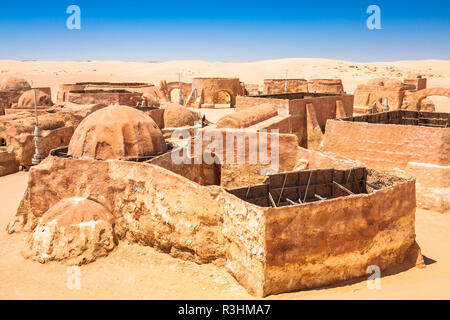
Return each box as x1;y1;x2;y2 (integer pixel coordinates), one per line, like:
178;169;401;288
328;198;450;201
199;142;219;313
323;119;450;212
67;90;143;106
263;79;308;95
261;178;417;295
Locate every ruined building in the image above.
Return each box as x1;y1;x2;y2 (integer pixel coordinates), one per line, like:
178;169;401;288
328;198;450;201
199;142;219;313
323;110;450;213
7;105;424;297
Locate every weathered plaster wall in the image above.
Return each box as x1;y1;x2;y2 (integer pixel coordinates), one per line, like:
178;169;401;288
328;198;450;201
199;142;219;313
0;104;106;175
191;78;244;108
263;79;308;95
7;149;421;297
262;179;417;295
236;95;353;149
323;120;450;212
67;90;143;106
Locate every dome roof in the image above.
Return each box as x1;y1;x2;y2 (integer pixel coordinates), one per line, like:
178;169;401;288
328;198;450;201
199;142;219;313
41;197;114;227
161;103;201;128
15;89;53;109
68;105;167;160
0;77;31;91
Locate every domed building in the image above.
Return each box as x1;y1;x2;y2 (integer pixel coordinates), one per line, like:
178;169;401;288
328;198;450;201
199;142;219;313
15;89;53;109
0;77;31;92
160;103;201;128
68;105;167;160
25;197;116;264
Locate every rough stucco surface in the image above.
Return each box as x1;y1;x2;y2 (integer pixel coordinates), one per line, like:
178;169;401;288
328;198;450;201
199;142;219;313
24;197;116;265
0;104;106;174
15;89;53;109
160;103;201;128
323;120;450;212
191;78;244;107
7;152;421;297
263;180;417;295
216;104;278;129
236;95;353;148
7;156;230;264
68;105;167;160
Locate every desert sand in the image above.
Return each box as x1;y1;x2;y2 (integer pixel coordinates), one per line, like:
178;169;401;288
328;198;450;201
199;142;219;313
0;58;449;299
1;58;450;112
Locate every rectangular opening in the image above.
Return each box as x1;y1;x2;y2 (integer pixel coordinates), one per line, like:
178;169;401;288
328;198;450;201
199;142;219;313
227;167;367;207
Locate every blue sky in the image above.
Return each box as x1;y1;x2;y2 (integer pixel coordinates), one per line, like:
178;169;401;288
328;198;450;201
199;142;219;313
0;0;449;61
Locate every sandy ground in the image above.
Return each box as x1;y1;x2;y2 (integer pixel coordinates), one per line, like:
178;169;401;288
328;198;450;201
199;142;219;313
1;58;450;113
0;58;449;299
0;171;449;300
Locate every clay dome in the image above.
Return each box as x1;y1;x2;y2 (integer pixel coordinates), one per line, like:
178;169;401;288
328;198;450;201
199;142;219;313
26;197;116;264
41;197;114;227
161;103;201;128
0;77;31;91
15;89;53;109
68;105;167;160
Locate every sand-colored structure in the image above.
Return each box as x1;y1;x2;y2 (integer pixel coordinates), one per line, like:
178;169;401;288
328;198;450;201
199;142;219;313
57;82;159;104
0;104;106;176
323;110;450;212
353;76;449;114
68;105;167;160
66;89;143;106
235;92;353;149
159;80;193;104
263;79;344;95
0;77;32;110
7;106;424;297
14;89;53;109
186;78;245;108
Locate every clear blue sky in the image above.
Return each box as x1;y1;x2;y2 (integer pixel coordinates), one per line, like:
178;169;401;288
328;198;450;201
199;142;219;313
0;0;449;61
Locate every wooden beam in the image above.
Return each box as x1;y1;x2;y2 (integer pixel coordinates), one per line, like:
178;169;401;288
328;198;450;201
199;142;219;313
333;181;354;195
277;174;288;206
286;198;297;205
303;170;313;203
315;194;326;201
268;192;277;208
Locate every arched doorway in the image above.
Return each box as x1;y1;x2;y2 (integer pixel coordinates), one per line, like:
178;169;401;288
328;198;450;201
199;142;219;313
403;88;450;111
419;96;450;113
170;88;183;104
215;90;232;108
